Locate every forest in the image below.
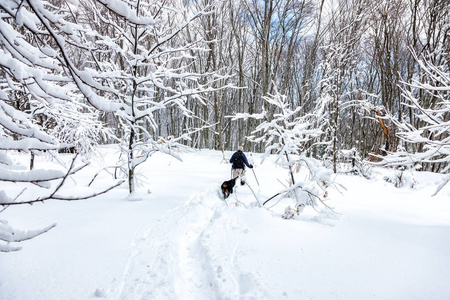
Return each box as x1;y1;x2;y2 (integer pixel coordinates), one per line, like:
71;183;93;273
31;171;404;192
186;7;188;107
0;0;449;193
1;2;450;297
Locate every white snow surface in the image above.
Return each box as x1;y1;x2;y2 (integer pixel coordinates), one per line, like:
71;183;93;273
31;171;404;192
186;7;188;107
1;145;450;300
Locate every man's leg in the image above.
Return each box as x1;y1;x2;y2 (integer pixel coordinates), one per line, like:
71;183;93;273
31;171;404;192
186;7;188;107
240;169;247;185
232;169;240;179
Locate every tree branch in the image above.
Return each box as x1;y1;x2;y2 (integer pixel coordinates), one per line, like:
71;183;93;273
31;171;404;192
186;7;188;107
0;180;125;206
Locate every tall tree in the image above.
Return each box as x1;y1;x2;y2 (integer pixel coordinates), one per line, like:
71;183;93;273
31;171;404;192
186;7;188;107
314;0;368;172
69;0;233;193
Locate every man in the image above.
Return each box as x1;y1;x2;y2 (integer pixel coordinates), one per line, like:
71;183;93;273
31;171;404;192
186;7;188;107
229;146;253;185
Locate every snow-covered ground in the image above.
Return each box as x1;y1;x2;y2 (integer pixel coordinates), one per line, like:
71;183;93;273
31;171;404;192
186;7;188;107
1;146;450;300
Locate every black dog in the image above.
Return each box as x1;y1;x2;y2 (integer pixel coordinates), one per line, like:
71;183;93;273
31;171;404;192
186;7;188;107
221;177;238;199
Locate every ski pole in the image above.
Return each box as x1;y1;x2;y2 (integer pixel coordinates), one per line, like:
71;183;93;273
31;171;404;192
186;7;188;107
251;168;260;186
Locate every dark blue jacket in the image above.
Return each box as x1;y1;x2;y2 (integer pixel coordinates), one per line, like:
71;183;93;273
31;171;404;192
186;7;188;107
229;150;252;169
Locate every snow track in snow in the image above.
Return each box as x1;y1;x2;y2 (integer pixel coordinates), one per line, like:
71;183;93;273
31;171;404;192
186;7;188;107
115;187;260;299
195;203;269;299
115;185;268;300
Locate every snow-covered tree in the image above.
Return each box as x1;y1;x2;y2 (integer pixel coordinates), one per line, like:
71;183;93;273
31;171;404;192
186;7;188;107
0;0;125;251
0;0;119;155
2;0;232;195
73;0;232;193
233;86;335;217
313;0;368;172
381;51;450;194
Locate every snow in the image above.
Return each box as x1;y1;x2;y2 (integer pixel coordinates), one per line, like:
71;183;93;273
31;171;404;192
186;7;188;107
0;168;65;182
95;0;157;26
1;146;450;299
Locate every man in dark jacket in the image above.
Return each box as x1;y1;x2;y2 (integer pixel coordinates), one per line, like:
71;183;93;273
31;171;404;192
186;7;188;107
229;146;253;185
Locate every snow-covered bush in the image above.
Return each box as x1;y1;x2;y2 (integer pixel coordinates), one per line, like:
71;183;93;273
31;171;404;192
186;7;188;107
278;156;334;219
233;86;336;217
383;167;417;189
339;148;373;179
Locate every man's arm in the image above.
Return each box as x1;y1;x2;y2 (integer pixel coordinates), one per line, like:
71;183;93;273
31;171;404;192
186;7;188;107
242;153;253;168
229;153;235;164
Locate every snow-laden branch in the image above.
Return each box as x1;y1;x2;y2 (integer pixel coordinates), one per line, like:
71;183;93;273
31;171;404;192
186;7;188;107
1;180;125;206
2;0;123;112
0;101;56;145
0;220;56;252
96;0;158;26
1;152;124;206
0;137;60;152
0;168;65;183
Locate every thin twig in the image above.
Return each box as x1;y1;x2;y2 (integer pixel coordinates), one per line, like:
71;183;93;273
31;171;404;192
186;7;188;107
246;183;262;207
48;153;80;199
88;166;117;187
277;178;287;188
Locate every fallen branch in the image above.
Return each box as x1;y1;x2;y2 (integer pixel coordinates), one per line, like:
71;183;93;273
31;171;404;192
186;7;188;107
263;192;282;206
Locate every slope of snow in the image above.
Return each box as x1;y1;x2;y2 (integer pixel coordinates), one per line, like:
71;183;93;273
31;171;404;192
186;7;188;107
1;146;449;299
